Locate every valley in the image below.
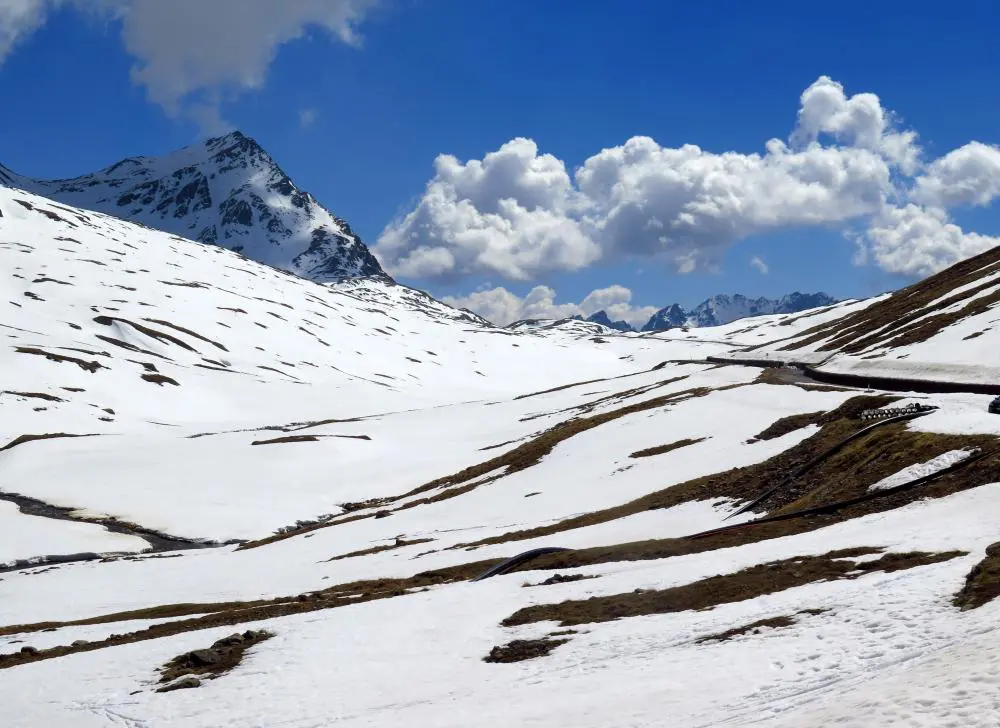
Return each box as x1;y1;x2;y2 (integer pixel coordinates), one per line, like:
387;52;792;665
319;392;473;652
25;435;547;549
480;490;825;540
2;178;1000;727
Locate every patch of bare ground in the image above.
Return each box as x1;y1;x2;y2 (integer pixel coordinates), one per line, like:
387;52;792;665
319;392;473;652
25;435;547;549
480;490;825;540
239;381;713;550
325;538;434;562
157;630;272;691
0;432;97;452
251;435;319;445
484;637;569;663
1;391;65;402
502;549;964;628
15;346;104;372
142;373;180;386
93;315;199;352
694;608;828;643
775;246;1000;354
953;542;1000;610
748;412;824;442
144;318;228;351
630;437;705;459
525;573;598;587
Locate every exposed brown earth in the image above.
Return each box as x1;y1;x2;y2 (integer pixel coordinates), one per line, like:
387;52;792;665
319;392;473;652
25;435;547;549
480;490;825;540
953;542;1000;610
251;435;320;445
501;549;964;628
747;412;824;442
483;637;569;663
15;346;104;372
0;432;98;452
1;391;65;402
630;438;705;459
694;608;828;643
325;538;434;562
525;573;598;587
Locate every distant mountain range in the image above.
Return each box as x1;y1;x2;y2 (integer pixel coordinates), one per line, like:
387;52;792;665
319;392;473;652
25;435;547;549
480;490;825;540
576;292;839;332
0;131;386;283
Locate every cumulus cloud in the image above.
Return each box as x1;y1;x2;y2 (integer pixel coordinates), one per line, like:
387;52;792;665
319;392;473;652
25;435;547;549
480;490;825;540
913;141;1000;208
379;74;1000;283
375;138;599;281
750;255;769;274
377;75;966;283
0;0;377;122
0;0;48;62
444;284;657;327
864;205;1000;278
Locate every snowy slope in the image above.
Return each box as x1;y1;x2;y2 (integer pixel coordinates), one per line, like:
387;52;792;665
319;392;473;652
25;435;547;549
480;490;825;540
3;187;1000;728
0;131;384;282
716;244;1000;385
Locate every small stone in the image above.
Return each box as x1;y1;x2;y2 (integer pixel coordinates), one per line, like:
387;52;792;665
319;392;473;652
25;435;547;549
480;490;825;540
71;640;89;647
19;646;38;655
157;676;201;693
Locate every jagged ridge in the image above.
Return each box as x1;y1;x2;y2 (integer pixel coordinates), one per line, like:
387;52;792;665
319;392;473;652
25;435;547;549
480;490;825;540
0;131;386;283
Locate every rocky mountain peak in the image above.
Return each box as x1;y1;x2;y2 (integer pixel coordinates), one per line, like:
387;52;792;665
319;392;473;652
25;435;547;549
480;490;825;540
0;131;388;283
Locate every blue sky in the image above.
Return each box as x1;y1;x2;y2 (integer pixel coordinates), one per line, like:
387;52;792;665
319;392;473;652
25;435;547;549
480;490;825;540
2;0;1000;325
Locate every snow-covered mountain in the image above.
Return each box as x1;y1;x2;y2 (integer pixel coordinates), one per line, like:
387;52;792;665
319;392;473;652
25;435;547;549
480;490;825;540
642;292;838;331
583;310;635;332
0;131;385;283
5;184;1000;728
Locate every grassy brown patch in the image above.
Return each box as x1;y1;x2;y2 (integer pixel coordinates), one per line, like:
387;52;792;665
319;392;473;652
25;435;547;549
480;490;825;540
526;573;598;587
0;432;97;452
502;549;963;627
142;373;180;386
483;637;569;663
630;437;705;459
15;347;104;372
94;316;197;352
1;391;65;403
748;412;824;442
251;435;319;446
953;542;1000;610
694;608;828;643
157;630;272;690
325;538;434;562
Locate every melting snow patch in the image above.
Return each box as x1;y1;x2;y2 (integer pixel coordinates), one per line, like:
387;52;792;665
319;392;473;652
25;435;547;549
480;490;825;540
867;449;977;492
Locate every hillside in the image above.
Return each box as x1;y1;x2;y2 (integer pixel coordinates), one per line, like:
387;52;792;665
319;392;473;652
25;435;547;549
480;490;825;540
3;188;1000;727
716;244;1000;387
0;131;384;282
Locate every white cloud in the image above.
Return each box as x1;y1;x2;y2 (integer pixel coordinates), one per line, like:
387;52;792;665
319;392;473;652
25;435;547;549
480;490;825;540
789;75;921;173
0;0;48;63
863;204;1000;278
379;75;1000;285
374;138;599;281
377;75;948;283
914;141;1000;208
299;108;318;129
444;284;656;327
750;255;768;274
0;0;377;123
